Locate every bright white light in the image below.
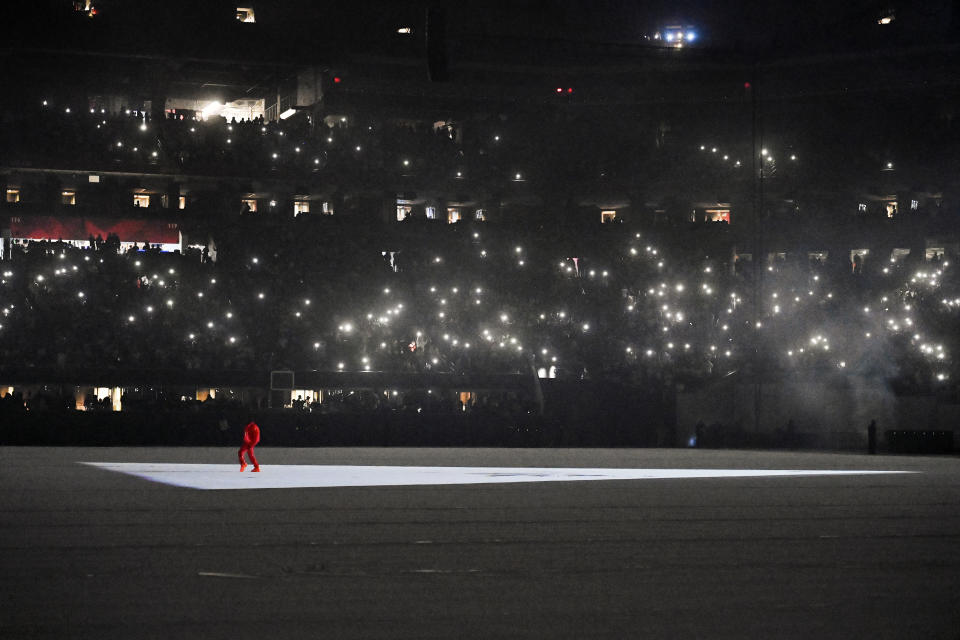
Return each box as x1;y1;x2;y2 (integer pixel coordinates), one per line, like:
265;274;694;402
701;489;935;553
202;101;223;117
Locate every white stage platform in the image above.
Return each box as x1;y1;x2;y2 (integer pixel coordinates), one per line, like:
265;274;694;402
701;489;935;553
83;462;913;490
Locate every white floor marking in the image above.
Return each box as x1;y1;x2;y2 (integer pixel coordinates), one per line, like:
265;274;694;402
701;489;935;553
82;463;914;491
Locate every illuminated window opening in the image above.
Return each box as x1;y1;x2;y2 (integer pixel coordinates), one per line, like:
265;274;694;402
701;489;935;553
601;210;617;223
891;248;911;261
447;208;461;224
178;195;186;210
294;201;311;216
849;249;869;273
133;194;150;208
94;387;122;411
321;201;333;215
910;199;919;211
885;201;897;218
475;209;486;222
236;6;255;22
396;205;412;221
858;203;868;213
241;198;258;213
292;390;322;404
61;191;76;206
425;206;436;220
74;1;97;17
705;209;730;223
6;189;20;203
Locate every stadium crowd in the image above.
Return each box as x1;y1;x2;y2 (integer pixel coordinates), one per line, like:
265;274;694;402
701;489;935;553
2;100;520;185
1;214;957;398
1;98;691;200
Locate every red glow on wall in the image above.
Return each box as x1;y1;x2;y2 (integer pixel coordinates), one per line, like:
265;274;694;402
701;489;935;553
9;215;179;244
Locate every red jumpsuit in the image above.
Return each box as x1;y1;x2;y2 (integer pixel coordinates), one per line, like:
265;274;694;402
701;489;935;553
238;422;260;471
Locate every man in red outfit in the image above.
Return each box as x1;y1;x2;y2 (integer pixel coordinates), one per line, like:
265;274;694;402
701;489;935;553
238;418;261;472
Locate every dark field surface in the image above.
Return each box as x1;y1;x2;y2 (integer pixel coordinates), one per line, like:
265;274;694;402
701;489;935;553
2;447;959;639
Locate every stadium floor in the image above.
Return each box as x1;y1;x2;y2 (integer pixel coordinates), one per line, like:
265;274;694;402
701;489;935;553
2;446;959;639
